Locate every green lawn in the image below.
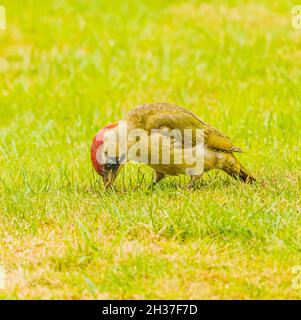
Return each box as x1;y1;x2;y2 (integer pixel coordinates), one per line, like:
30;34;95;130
0;0;301;299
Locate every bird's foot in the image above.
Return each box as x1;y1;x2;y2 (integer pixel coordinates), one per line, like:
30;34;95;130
104;185;118;193
147;182;156;190
184;176;199;190
184;183;194;190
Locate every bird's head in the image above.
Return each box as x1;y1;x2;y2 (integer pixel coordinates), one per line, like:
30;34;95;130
91;122;124;189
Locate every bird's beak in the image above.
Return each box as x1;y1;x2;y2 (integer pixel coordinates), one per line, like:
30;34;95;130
103;154;126;189
104;165;120;189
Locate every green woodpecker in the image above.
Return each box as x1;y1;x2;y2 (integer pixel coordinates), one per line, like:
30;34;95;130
91;103;255;189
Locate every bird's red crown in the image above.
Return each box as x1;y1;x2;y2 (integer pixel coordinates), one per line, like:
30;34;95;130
91;122;119;176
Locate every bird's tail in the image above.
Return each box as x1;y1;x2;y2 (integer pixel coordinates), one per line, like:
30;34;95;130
217;152;256;183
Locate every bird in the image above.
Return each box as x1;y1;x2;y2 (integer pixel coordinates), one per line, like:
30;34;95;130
91;102;256;189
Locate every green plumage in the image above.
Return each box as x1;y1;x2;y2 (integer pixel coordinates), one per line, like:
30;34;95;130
126;102;241;153
124;103;255;185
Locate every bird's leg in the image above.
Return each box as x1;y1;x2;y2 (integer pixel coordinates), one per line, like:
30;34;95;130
149;171;165;188
153;171;165;185
186;175;201;189
154;171;165;184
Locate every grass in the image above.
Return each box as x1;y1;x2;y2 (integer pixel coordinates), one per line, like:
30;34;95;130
0;0;301;299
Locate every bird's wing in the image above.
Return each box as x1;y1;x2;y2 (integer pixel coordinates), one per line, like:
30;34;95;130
144;112;240;152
